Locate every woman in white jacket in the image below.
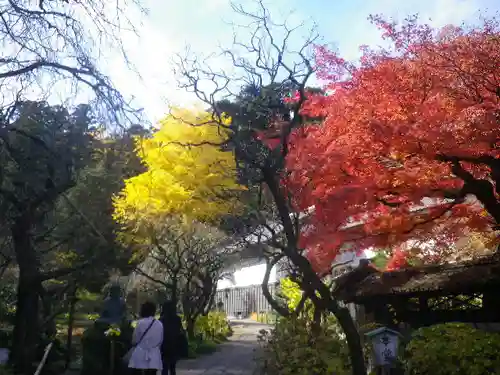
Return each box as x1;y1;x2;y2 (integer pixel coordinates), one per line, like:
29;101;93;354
128;301;164;375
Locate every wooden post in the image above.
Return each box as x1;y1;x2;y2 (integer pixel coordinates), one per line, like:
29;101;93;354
65;286;77;370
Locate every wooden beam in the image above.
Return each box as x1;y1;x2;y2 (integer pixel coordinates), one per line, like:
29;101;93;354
399;308;500;326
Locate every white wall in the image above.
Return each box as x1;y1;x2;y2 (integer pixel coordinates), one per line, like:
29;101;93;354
217;248;375;290
217;262;277;289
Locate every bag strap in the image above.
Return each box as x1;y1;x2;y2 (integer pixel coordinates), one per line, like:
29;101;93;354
133;318;156;348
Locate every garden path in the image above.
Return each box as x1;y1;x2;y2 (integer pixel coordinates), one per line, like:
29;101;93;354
176;320;269;375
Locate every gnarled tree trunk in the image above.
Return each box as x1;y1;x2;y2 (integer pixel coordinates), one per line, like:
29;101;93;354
331;304;366;375
185;316;196;340
10;214;42;375
263;171;368;375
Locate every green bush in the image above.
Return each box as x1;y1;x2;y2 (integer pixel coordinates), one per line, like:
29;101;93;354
404;323;500;375
193;311;232;341
178;311;231;358
278;278;310;312
256;312;277;324
256;315;351;375
0;282;16;325
256;277;352;375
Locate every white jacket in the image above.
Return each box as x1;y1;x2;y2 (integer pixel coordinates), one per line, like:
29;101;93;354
128;317;164;370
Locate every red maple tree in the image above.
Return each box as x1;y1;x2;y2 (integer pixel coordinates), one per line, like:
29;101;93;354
283;15;500;273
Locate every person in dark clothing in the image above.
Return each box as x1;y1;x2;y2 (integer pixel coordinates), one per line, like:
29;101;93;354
159;301;186;375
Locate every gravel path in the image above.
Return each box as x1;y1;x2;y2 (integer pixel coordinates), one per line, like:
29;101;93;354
176;321;269;375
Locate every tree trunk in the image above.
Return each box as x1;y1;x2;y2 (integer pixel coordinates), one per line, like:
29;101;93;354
311;307;322;335
204;284;217;315
11;278;40;375
185;317;195;340
263;171;367;375
171;277;178;312
10;215;42;375
333;305;366;375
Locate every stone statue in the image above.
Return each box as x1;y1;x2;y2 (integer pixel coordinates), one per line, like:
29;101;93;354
97;283;127;324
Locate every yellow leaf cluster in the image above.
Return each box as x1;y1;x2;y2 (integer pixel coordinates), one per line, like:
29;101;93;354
113;108;244;227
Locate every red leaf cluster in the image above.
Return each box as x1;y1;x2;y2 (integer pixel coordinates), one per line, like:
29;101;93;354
284;15;500;273
255;130;282;150
283;90;317;104
385;248;410;271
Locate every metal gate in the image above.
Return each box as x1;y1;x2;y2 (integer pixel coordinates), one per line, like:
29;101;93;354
215;283;278;318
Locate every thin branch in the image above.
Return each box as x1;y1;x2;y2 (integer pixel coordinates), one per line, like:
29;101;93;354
134;266;170;289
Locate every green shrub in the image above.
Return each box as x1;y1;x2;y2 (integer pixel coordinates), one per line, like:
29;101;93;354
256;277;353;375
404;323;500;375
193;311;231;341
0;282;16;325
187;340;198;358
87;313;99;321
179;311;230;358
256;315;351;375
279;278;311;312
256;312;277;324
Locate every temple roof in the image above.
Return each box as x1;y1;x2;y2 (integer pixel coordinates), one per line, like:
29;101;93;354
333;254;500;303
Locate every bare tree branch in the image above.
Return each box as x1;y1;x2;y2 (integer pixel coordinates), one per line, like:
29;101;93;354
0;0;146;125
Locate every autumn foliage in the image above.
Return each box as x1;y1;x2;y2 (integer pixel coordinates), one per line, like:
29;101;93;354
283;15;500;272
114;108;243;231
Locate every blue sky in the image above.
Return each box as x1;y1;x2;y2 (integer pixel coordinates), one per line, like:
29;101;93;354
108;0;500;124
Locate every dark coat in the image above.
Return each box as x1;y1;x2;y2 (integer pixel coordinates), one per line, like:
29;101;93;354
160;314;184;360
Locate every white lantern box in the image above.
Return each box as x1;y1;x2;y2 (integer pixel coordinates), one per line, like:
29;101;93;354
365;327;402;367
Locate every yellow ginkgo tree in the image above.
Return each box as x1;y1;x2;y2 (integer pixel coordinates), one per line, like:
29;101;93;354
113;108;244;230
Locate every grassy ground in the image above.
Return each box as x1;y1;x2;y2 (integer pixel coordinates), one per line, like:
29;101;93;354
188;339;218;358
